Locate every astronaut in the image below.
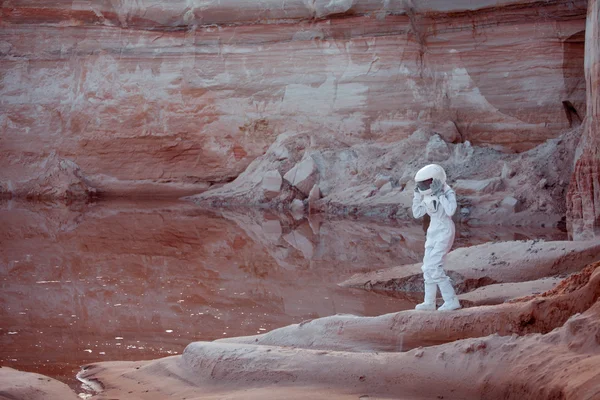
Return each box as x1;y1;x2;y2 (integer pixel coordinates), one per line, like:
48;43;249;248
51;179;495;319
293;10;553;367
412;164;461;311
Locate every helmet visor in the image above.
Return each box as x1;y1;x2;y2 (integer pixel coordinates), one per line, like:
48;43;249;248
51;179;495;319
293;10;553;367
416;178;433;191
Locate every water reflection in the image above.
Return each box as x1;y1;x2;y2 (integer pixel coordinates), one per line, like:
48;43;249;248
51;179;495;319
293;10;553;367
0;200;566;388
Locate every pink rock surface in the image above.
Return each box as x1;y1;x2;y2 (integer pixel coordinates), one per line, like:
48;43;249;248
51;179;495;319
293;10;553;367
221;262;600;352
458;277;562;307
0;1;588;200
0;367;79;400
283;156;318;196
567;0;600;240
339;239;600;293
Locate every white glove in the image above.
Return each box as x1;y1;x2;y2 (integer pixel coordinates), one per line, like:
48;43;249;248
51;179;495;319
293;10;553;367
431;179;444;197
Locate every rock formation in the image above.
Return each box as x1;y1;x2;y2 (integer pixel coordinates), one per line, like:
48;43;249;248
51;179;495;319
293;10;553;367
0;1;589;211
567;0;600;240
190;126;582;227
339;239;600;293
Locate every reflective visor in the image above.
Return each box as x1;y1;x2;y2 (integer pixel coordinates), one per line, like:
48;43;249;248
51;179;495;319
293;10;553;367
416;178;433;191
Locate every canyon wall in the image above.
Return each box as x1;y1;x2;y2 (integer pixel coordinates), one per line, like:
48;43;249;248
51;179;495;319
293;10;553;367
0;1;588;202
567;0;600;239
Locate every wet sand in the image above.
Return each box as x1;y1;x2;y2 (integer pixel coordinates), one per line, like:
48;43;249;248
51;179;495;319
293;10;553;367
0;199;566;391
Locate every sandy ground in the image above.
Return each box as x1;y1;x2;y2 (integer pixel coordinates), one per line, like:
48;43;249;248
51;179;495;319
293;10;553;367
457;277;562;306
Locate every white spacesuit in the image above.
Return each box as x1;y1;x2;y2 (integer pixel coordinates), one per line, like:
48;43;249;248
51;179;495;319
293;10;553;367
412;164;461;311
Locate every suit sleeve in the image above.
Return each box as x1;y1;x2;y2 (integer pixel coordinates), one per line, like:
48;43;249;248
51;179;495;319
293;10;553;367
438;186;457;217
412;191;426;219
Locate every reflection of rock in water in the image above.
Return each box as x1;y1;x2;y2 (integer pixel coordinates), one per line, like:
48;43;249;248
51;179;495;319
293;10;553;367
219;207;567;268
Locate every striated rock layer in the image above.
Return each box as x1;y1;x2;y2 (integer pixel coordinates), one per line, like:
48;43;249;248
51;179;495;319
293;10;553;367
567;0;600;240
339;240;600;293
0;0;588;201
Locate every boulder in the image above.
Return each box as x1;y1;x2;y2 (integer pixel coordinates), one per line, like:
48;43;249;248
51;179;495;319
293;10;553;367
425;134;450;162
379;182;393;196
374;174;392;189
283;157;318;196
308;216;321;235
501;162;516;179
15;154;96;201
272;145;289;161
432;120;461;143
500;196;519;213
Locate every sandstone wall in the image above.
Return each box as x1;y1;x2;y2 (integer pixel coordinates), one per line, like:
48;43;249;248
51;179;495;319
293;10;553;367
567;0;600;239
0;1;588;197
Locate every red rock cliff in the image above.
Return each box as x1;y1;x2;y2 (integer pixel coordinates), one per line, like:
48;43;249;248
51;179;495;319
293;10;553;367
0;1;589;199
567;0;600;239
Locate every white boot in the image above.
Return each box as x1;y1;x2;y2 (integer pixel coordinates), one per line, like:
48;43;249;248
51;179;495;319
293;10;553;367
437;280;461;311
415;283;437;311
